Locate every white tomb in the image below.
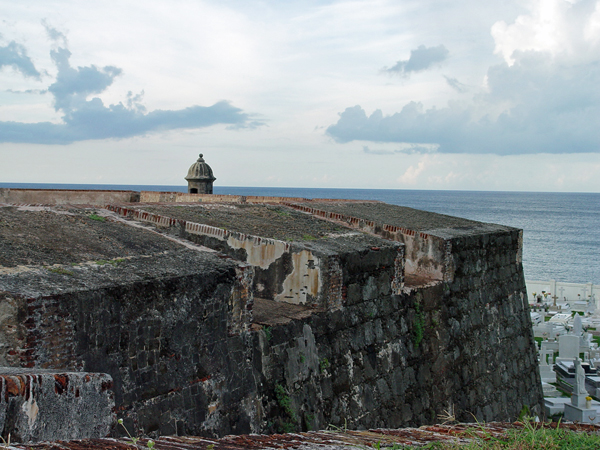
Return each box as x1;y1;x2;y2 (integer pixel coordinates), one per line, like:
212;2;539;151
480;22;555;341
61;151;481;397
539;348;556;383
558;335;580;361
564;359;597;423
549;313;572;326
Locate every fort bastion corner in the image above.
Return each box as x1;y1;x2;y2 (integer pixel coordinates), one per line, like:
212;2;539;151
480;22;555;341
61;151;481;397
0;159;542;443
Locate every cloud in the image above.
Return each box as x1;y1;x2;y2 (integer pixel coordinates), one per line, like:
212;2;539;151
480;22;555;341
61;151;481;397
0;100;251;144
397;155;433;185
6;89;47;95
48;48;123;111
0;41;41;79
328;2;600;155
42;19;68;47
0;44;257;144
491;0;600;65
362;144;438;155
444;75;468;93
382;44;449;77
363;145;394;155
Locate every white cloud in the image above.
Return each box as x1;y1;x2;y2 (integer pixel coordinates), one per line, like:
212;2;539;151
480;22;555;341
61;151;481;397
397;155;434;185
327;0;600;155
492;0;600;64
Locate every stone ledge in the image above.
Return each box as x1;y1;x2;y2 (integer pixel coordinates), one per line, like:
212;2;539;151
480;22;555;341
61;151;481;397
0;368;114;443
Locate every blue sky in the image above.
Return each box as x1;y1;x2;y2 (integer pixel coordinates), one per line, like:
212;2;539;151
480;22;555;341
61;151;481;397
1;0;600;192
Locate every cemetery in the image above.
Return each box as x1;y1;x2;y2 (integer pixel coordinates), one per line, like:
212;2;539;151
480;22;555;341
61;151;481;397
528;282;600;423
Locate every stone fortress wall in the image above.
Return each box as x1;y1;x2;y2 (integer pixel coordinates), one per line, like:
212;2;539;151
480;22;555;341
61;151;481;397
0;188;543;442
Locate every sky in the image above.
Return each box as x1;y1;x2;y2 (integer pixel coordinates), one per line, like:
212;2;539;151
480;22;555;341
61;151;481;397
1;0;600;192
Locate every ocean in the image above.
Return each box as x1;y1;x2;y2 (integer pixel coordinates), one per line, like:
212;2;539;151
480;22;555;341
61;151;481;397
2;183;599;285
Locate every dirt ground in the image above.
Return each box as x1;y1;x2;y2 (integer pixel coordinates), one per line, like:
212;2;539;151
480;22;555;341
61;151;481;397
0;206;183;268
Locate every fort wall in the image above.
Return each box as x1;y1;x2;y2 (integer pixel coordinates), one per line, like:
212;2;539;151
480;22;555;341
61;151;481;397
0;193;543;441
0;188;139;205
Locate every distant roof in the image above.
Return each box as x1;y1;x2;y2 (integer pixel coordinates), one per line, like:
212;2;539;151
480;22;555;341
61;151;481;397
185;154;216;182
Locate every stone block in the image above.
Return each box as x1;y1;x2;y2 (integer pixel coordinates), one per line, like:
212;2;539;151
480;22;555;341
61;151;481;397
0;368;114;443
564;403;598;424
559;335;580;360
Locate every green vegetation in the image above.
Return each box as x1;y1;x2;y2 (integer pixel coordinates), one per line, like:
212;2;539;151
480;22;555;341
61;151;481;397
299;352;306;364
320;357;330;373
117;418;155;448
46;266;74;276
411;421;600;449
517;406;531;421
263;326;272;342
95;258;125;267
274;209;291;217
88;213;106;222
274;383;298;432
302;234;318;240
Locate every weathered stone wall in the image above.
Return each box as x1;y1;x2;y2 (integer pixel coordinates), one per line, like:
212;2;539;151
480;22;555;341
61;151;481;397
0;252;258;438
0;369;114;443
0;189;139;205
441;228;540;421
138;191;315;204
285;203;450;284
252;229;542;433
105;205;404;310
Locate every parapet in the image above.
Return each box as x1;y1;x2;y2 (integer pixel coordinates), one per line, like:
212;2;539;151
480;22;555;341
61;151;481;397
0;188;139;205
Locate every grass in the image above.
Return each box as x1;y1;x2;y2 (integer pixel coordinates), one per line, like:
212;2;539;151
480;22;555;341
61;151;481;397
46;266;74;276
88;213;106;222
407;421;600;449
274;209;291;217
95;258;125;267
274;383;299;432
320;357;330;373
263;326;272;341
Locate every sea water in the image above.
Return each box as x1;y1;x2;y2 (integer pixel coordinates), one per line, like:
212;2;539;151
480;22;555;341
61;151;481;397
2;183;599;285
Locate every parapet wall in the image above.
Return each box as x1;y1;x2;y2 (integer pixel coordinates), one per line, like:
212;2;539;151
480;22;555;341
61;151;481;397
138;191;376;204
284;202;450;285
105;204;404;309
0;188;139;205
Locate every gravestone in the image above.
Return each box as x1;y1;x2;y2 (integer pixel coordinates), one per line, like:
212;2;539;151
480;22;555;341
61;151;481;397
573;314;583;336
564;358;596;423
558;334;580;360
539;348;556;383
